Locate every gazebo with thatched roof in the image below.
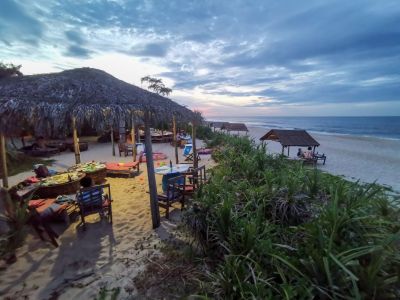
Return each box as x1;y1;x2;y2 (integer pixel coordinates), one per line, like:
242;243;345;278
260;129;320;156
221;122;248;134
0;67;200;228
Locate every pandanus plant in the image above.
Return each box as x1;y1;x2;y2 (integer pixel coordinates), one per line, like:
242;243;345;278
184;134;400;299
0;188;29;264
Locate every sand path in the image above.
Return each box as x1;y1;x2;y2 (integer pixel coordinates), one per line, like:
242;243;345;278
0;140;214;299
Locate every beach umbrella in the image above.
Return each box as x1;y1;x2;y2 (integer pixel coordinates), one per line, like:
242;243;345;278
0;67;199;228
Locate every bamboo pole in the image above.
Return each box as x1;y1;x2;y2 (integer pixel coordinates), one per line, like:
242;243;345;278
144;111;160;229
173;116;179;164
72;117;81;164
0;133;9;188
111;125;115;156
131;115;136;162
192;121;198;169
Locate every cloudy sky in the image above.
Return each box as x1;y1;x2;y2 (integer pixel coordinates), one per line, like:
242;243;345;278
1;0;399;117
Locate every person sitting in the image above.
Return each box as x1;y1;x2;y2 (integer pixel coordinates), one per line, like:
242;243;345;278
297;148;304;158
80;176;94;188
304;147;313;159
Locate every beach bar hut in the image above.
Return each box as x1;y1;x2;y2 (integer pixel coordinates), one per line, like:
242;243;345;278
0;67;198;228
221;122;248;135
259;129;320;156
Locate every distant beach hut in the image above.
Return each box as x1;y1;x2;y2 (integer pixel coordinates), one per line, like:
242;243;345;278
259;129;320;156
221;122;248;135
0;67;199;228
208;121;225;132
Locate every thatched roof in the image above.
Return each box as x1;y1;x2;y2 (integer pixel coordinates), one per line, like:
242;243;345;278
221;122;248;132
0;68;198;136
260;129;320;147
208;121;225;129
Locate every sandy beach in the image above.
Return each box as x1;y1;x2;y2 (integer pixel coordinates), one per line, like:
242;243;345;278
0;140;214;299
247;126;400;192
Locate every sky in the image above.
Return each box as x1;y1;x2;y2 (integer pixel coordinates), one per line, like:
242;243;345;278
0;0;400;117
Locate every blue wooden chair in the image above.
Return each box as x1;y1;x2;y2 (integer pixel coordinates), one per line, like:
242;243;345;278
76;184;112;226
157;175;185;219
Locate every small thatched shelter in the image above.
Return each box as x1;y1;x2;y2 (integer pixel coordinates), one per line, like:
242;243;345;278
0;67;199;228
208;121;224;129
260;129;320;155
221;122;248;133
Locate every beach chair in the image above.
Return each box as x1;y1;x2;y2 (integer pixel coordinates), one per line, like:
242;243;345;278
181;165;207;197
28;207;60;247
118;142;127;156
183;144;201;162
313;152;327;165
76;184;113;227
157;175;185;219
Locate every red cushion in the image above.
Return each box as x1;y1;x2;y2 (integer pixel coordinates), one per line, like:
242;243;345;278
29;199;45;208
102;199;111;207
139;152;167;162
106;162;139;171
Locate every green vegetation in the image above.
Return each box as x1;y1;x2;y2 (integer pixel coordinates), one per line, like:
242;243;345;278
195;125;214;141
0;62;23;79
184;134;400;299
0;189;29;263
2;150;54;176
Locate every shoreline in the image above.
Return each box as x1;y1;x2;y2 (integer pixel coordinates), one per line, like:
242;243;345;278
245;126;400;192
246;124;400;143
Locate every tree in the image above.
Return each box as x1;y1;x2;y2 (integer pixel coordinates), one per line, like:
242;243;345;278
0;62;23;79
141;75;172;96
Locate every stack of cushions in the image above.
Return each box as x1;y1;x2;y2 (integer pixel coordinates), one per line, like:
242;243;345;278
139;152;167;162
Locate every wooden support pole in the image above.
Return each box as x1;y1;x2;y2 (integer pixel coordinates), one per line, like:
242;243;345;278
0;133;9;188
287;146;290;157
281;146;284;155
131;115;136;162
72;117;81;164
192;121;198;169
111;125;115;156
144;111;160;229
173;116;179;164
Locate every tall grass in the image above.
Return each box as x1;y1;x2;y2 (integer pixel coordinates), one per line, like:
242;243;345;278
185;135;400;299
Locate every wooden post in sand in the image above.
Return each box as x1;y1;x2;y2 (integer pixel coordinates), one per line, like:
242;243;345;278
144;111;160;228
192;121;198;169
111;125;115;156
131;115;136;162
0;133;9;188
173;115;179;164
72;116;81;164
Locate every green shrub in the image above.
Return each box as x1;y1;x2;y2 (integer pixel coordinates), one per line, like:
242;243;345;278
185;135;400;299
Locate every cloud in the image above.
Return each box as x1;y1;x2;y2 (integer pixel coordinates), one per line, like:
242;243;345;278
131;42;169;57
65;30;85;44
64;45;92;58
0;0;399;116
0;0;44;45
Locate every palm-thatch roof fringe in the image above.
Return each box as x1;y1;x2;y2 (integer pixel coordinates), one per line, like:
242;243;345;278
260;129;320;147
221;122;248;132
0;68;199;136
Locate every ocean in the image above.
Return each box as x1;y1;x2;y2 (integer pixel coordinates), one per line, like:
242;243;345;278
209;116;400;140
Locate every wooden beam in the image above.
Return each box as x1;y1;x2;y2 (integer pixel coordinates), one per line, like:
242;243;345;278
72;117;81;164
173;115;179;164
192;121;198;168
131;115;136;162
144;111;160;229
111;125;115;156
0;133;8;188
